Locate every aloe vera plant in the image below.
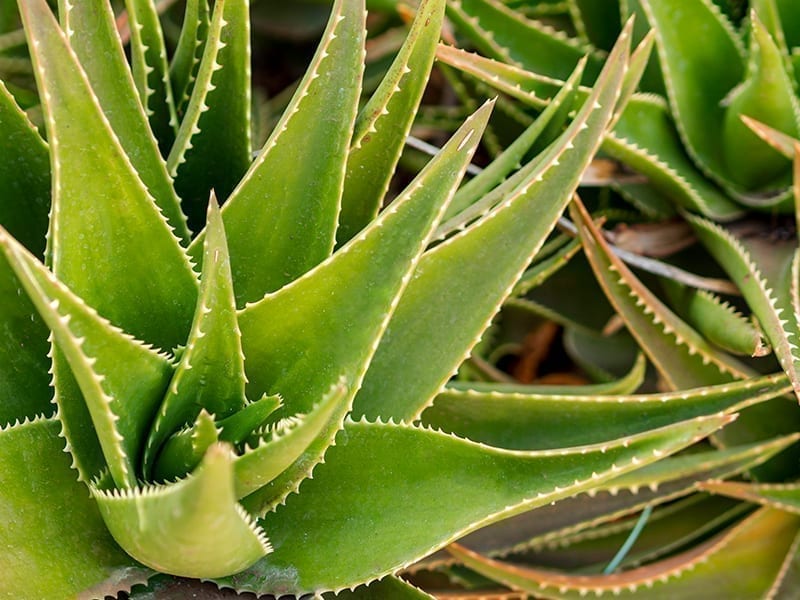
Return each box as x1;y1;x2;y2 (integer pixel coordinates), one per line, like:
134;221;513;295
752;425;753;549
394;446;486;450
374;0;800;597
2;0;757;597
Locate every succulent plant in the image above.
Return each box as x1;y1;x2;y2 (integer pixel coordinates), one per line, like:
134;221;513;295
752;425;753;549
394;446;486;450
378;0;800;596
2;0;760;598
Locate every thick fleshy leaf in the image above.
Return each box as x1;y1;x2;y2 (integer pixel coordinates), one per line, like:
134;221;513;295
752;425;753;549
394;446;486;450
170;0;210;114
18;0;198;351
721;14;799;189
688;215;800;401
218;414;731;595
702;480;800;513
422;435;794;568
58;0;190;244
144;200;246;474
0;249;51;425
337;0;445;244
434;44;743;221
167;0;252;232
446;0;603;82
636;0;749;189
234;380;347;499
448;508;800;599
0;227;175;486
92;442;271;579
237;103;490;512
0;79;49;254
353;26;632;422
124;0;178;151
660;278;769;357
0;418;143;599
570;196;750;389
189;0;366;304
422;374;791;450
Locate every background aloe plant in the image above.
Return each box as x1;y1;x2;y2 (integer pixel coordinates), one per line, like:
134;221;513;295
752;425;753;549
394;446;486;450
367;0;800;597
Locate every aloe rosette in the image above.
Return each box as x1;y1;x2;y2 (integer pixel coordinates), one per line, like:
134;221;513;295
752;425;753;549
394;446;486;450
0;0;773;598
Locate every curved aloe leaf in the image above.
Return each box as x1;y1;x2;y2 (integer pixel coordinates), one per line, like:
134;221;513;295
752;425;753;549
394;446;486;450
217;413;731;595
447;0;603;81
422;374;790;450
337;0;445;245
189;0;366;304
326;577;435;599
435;44;743;221
238;102;490;513
721;14;799;189
449;508;800;599
354;25;632;422
0;417;143;599
92;442;271;578
423;435;794;567
688;215;800;401
703;480;800;513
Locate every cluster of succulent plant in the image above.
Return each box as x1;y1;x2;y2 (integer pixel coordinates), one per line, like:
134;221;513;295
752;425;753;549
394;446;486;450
381;0;800;597
4;0;800;598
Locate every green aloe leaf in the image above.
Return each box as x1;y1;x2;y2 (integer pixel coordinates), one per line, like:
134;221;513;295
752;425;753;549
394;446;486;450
721;13;799;190
636;0;768;193
688;215;800;401
448;508;800;599
167;0;252;233
234;380;347;499
219;413;732;596
144;200;246;475
337;0;445;245
189;0;365;304
354;25;633;422
446;0;603;82
92;442;271;579
0;249;51;426
170;0;210;115
569;196;750;389
0;227;175;487
18;0;197;351
422;374;790;450
660;278;769;357
0;418;144;599
426;435;794;566
124;0;179;152
57;0;190;244
703;480;800;513
324;577;435;599
0;79;48;255
238;102;490;512
435;45;743;221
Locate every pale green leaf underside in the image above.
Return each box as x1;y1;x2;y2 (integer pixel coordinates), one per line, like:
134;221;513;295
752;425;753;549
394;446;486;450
93;442;270;579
